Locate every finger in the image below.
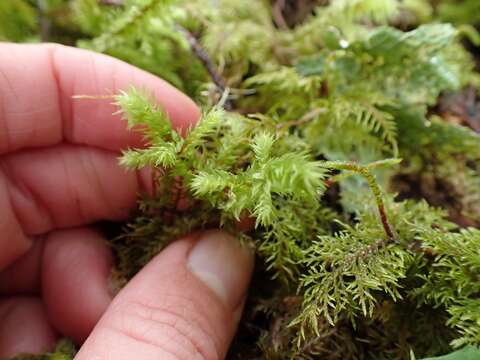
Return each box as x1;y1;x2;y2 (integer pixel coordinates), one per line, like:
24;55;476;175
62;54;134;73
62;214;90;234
0;237;44;294
0;228;113;344
0;297;57;358
0;144;145;270
42;228;113;344
1;144;148;236
0;43;199;155
0;171;32;270
76;230;254;360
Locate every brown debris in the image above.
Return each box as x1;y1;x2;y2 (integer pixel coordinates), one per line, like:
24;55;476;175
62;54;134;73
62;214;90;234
271;0;327;29
392;170;479;228
437;86;480;133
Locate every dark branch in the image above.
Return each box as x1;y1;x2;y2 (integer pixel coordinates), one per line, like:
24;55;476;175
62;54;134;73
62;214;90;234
99;0;124;6
272;0;288;30
175;25;233;110
37;0;51;42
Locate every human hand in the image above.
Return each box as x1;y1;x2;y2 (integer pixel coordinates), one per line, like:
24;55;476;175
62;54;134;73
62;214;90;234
0;43;254;360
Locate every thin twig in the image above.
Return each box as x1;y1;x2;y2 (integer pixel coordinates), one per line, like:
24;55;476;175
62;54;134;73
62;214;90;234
175;24;233;110
37;0;51;42
299;326;336;355
272;0;288;30
99;0;124;5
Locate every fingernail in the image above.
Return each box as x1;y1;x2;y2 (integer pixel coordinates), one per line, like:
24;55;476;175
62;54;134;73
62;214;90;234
187;230;254;310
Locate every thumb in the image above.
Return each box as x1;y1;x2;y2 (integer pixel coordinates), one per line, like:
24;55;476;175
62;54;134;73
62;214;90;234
75;230;254;360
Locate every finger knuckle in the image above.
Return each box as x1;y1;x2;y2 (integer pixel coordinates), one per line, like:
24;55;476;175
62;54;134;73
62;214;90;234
106;298;220;360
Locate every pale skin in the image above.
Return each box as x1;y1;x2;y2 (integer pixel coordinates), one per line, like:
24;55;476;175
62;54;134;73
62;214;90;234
0;43;254;360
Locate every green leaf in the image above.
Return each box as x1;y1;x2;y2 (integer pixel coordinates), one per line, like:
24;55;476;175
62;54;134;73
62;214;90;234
295;56;326;77
421;347;480;360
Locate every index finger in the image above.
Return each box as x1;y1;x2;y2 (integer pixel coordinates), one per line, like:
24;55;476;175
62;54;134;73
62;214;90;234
0;43;200;155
